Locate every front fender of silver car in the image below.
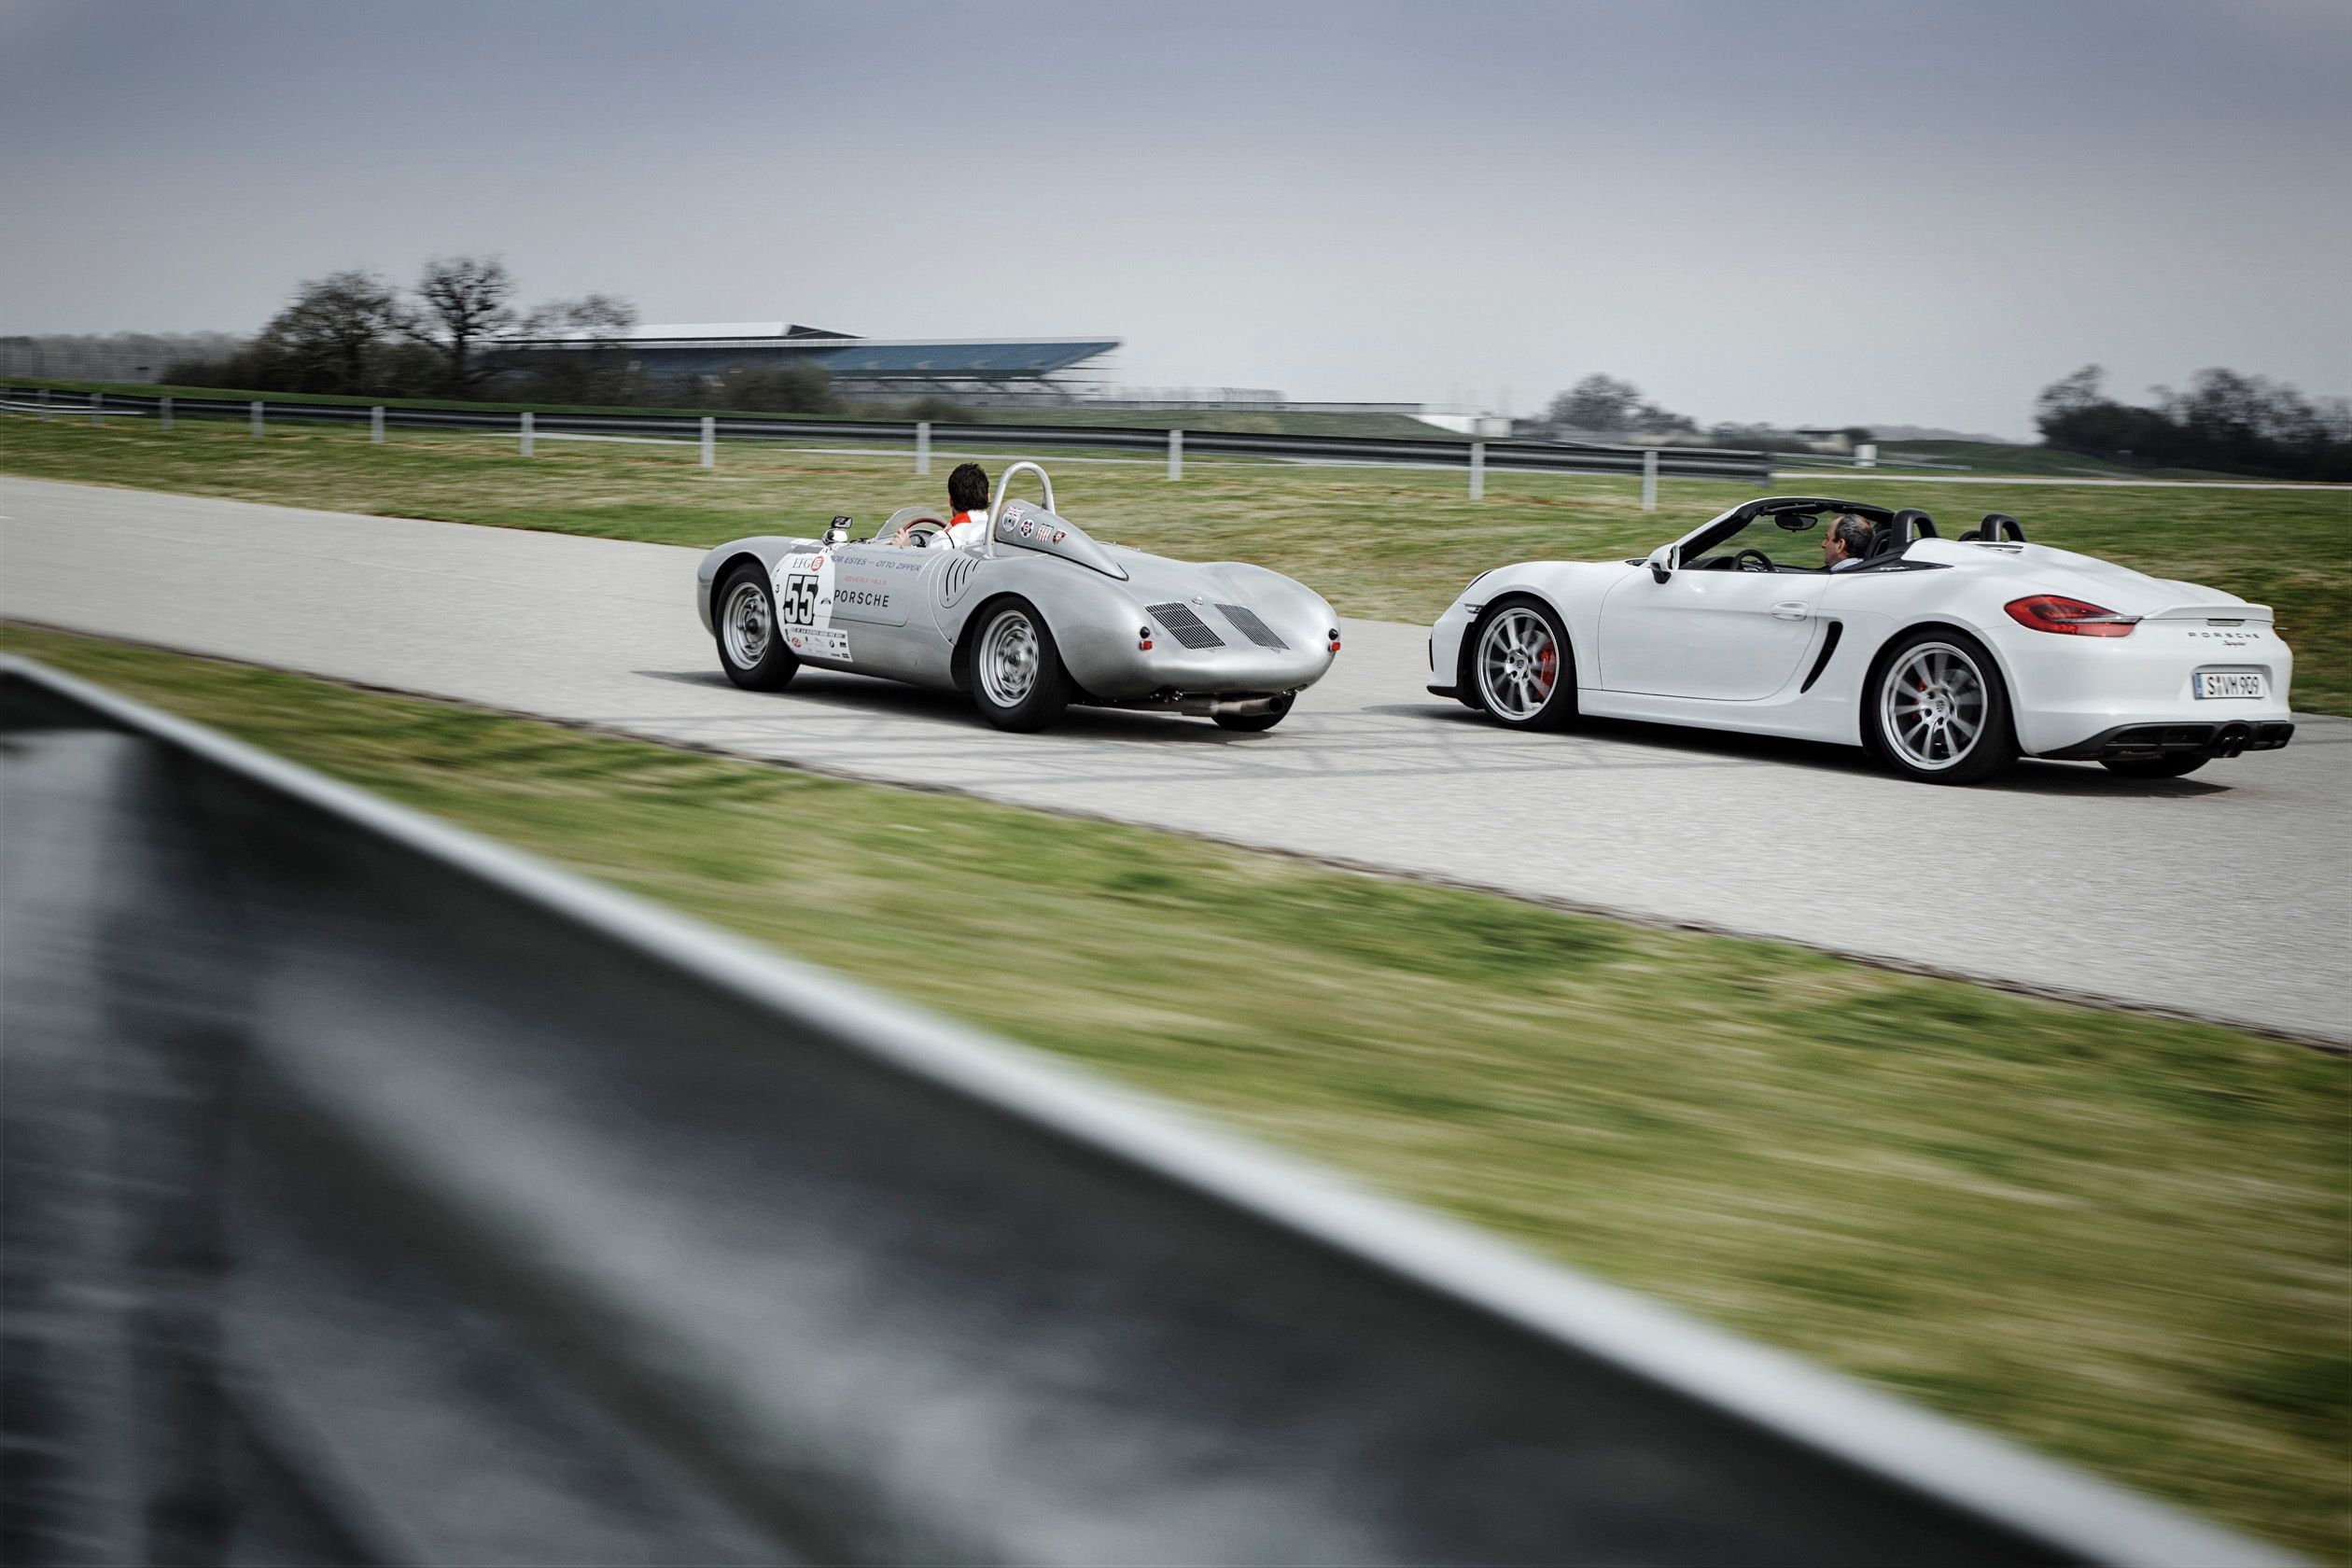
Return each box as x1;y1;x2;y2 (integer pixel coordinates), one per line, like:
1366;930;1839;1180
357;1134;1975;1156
695;536;820;635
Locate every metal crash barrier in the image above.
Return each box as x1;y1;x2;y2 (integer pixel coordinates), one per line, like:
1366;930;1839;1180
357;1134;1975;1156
0;657;2291;1566
0;385;1776;483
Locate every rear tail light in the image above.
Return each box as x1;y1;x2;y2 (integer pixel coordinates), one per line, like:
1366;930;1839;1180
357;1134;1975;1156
1328;626;1342;652
2004;595;2139;637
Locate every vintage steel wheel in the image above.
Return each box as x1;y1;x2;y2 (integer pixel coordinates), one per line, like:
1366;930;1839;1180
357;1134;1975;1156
721;579;773;668
967;597;1071;732
713;564;799;692
1474;603;1572;727
978;607;1042;707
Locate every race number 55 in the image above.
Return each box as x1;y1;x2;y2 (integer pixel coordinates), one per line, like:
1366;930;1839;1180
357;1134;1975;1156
780;572;820;625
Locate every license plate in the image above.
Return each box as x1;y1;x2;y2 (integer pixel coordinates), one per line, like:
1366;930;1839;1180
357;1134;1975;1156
2193;671;2265;700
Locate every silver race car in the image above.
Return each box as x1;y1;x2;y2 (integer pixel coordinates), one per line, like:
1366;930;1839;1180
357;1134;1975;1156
695;463;1340;732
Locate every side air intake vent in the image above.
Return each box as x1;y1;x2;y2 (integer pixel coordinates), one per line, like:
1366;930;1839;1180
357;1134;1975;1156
1216;604;1289;651
1146;603;1225;650
940;554;980;604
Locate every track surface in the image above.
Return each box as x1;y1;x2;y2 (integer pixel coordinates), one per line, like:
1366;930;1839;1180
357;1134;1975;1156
6;476;2345;1043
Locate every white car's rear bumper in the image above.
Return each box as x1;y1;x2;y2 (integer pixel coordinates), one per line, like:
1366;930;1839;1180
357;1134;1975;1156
2001;620;2295;756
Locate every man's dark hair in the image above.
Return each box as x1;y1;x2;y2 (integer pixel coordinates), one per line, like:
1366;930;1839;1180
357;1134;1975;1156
948;462;989;514
1831;513;1874;559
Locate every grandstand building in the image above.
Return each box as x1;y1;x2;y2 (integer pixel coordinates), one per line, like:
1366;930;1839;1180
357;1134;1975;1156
510;321;1120;404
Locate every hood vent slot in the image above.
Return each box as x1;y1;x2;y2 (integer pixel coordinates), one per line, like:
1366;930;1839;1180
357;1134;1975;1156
1146;603;1225;650
1216;604;1289;651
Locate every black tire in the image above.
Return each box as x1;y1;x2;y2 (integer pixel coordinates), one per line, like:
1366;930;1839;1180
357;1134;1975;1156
967;597;1072;733
2100;754;2209;779
1862;627;2019;785
1465;595;1577;730
1213;693;1295;733
713;562;800;692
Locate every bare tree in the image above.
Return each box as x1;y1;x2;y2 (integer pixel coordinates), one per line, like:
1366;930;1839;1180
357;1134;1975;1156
522;292;637;342
406;255;518;391
1545;373;1696;437
511;293;642;403
1547;373;1644;432
262;270;401;391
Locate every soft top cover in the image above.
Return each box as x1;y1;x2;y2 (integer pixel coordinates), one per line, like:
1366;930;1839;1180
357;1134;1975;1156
993;500;1128;580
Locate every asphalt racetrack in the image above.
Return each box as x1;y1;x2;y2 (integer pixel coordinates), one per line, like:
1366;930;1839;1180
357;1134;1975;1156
6;475;2345;1043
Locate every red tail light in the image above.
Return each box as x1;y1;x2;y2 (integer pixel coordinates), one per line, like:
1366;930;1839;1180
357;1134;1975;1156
2004;595;2139;637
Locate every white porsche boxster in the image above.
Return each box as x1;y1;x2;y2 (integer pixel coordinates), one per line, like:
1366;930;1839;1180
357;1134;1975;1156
1428;496;2296;784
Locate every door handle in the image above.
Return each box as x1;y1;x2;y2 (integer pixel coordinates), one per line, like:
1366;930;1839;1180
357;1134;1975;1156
1771;601;1810;621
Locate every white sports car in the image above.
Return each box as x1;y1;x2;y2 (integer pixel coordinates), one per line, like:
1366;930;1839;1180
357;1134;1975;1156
1427;496;2296;784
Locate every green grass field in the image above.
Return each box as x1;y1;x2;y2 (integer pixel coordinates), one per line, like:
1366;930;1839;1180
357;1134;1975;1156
4;622;2343;1558
6;411;2347;711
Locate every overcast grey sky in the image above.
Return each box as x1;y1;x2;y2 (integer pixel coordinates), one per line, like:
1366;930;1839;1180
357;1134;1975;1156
3;0;2345;433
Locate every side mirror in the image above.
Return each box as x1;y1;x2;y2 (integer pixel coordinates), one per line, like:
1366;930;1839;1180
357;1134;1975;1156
1645;548;1673;583
823;514;852;545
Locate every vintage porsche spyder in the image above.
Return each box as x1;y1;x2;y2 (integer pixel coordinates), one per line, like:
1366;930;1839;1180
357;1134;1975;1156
695;464;1340;732
1428;495;2296;784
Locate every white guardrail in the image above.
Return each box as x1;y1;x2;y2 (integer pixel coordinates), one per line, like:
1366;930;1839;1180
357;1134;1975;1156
1;385;1774;499
0;655;2299;1566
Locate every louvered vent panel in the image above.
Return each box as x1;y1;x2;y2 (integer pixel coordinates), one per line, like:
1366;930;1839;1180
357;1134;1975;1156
1145;602;1225;650
1215;604;1289;651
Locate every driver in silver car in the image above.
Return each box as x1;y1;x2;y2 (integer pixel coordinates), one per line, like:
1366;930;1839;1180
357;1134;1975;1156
1823;513;1872;571
894;462;991;550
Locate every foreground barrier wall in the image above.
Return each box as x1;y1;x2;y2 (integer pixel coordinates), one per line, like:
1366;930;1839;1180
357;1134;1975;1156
0;658;2292;1565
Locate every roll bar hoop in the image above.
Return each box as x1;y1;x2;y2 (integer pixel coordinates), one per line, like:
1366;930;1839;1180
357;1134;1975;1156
984;462;1055;559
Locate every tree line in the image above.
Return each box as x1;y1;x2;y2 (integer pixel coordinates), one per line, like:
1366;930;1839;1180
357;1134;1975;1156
1539;366;2348;479
1537;373;1870;453
162;259;846;414
2034;366;2350;483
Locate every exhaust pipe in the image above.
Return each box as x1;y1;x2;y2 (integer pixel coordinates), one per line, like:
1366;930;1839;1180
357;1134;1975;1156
1136;693;1284;718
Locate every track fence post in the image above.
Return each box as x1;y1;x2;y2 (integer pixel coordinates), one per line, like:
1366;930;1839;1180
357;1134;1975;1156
1641;447;1659;511
36;387;49;418
520;411;535;457
1468;441;1485;500
250;400;264;439
160;396;173;431
91;392;104;427
915;420;931;476
1168;427;1183;481
700;416;716;469
371;406;385;444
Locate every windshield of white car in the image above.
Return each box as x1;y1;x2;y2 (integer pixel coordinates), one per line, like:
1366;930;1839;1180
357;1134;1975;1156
1684;516;1827;572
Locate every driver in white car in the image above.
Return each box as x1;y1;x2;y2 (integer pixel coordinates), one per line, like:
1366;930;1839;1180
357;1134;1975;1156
1823;513;1873;571
894;463;991;550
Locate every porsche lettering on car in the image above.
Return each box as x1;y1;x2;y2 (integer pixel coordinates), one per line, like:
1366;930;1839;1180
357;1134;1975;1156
1427;496;2295;784
696;463;1339;733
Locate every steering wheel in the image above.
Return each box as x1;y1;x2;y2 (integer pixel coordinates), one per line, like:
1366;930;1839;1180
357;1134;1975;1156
896;517;950;549
1732;548;1776;573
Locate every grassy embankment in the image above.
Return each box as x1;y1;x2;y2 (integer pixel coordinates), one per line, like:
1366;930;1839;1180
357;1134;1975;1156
3;622;2343;1558
5;410;2348;710
1839;439;2248;482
